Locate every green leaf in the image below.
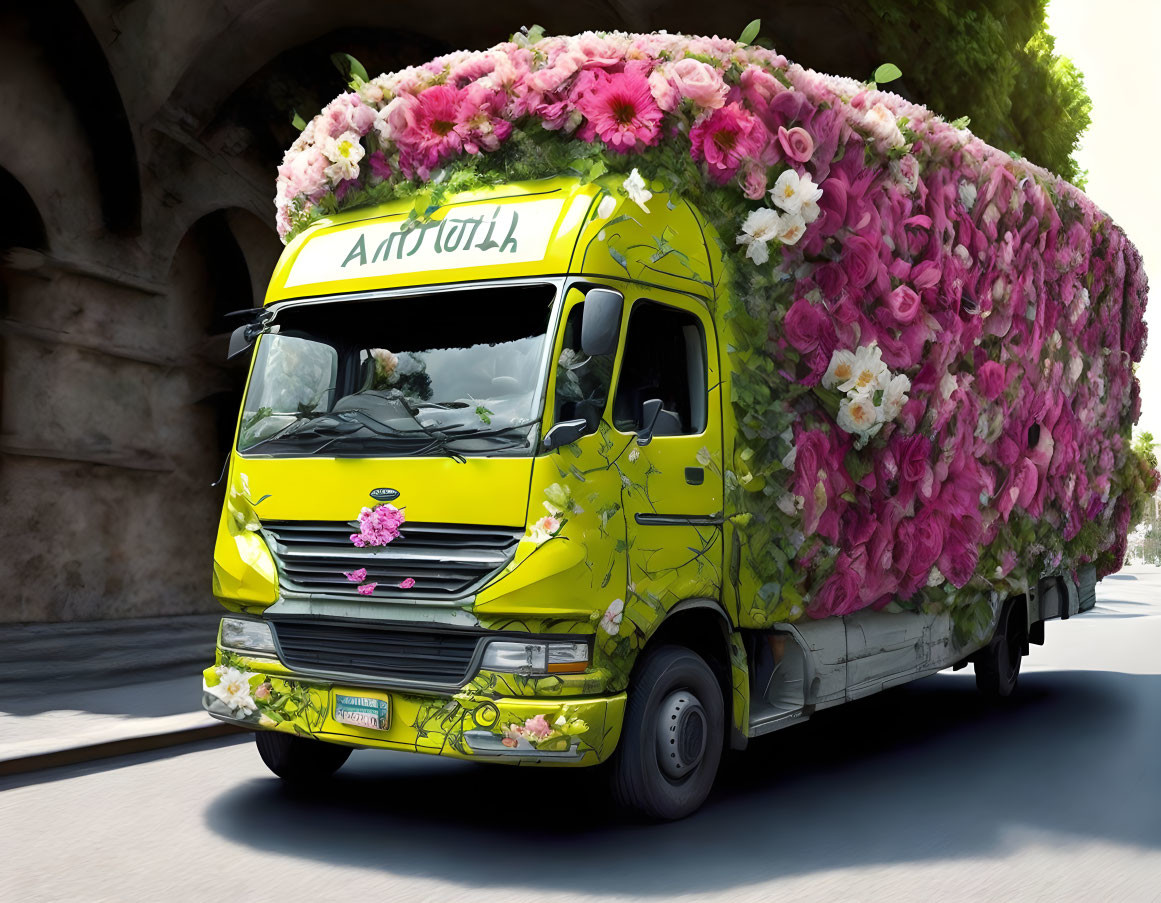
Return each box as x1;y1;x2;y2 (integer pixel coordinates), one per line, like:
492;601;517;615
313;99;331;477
738;19;761;46
475;405;493;425
290;111;307;132
331;52;369;88
873;63;903;85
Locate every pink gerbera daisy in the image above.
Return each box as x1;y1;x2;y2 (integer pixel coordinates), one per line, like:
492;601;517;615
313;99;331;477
574;69;664;152
390;84;464;179
690;102;768;184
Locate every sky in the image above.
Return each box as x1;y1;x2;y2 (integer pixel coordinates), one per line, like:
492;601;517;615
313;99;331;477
1046;0;1161;440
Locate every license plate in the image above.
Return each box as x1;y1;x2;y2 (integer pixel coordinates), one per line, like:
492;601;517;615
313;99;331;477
334;693;390;731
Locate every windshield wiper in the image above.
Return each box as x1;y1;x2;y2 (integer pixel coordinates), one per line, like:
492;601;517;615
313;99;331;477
240;413;344;455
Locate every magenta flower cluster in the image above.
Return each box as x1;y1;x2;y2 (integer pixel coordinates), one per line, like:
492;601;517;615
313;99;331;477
350;504;405;547
278;30;1150;621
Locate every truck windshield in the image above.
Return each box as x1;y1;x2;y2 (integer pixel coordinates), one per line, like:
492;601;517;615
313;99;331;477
237;283;556;457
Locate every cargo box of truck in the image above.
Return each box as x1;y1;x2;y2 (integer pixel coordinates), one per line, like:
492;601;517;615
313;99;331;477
201;28;1155;818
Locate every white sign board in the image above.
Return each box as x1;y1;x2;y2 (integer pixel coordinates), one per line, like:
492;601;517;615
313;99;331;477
284;198;566;288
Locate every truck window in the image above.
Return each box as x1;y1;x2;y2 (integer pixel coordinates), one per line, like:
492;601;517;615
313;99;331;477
553;301;614;433
612;300;706;435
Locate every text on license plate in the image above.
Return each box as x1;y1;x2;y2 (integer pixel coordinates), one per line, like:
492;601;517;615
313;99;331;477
334;694;390;730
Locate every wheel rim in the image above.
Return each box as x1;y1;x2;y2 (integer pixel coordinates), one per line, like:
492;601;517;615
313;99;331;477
655;688;708;780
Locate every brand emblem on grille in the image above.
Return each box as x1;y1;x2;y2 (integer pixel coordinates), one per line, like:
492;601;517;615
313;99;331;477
369;487;400;501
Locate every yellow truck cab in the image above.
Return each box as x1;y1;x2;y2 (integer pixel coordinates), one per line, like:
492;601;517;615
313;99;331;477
204;174;1090;818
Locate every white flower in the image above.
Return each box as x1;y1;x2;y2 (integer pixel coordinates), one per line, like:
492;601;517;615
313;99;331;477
1068;354;1083;383
939;371;958;401
837;396;880;435
529;514;562;544
958;181;978;211
623;169;652;212
322;130;364;181
205;668;258;716
769;170;823;221
862;103;905;148
628;447;640;463
596;193;617;219
927;567;946;587
736;207;782;265
600;598;625;636
881;372;911;421
836;344;888;396
822;349;856;391
776;212;807;245
776;493;802;516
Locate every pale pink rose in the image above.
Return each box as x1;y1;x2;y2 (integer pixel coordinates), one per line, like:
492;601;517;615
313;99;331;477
254;682;272;701
523;714;553;739
648;69;680;112
666;58;728;110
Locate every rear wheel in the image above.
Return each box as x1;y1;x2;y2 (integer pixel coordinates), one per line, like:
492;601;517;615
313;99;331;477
609;645;724;820
975;601;1024;698
255;730;352;783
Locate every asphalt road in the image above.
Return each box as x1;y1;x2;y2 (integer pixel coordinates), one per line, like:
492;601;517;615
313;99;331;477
4;568;1160;902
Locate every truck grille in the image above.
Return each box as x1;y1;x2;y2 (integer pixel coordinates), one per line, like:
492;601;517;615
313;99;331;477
270;618;482;685
261;520;521;598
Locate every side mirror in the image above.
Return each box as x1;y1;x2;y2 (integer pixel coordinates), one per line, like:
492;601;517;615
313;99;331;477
636;398;663;446
581;288;623;357
542;418;588;452
227;324;253;360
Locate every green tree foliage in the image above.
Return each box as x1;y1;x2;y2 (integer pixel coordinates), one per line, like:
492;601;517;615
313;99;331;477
853;0;1091;184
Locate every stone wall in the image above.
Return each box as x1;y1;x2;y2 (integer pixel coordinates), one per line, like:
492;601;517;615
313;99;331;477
0;1;875;622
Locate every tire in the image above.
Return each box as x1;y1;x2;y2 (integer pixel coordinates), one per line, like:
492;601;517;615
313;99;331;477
975;601;1024;698
255;730;352;783
609;644;725;820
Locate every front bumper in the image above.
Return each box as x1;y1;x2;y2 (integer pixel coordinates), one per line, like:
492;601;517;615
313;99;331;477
202;649;625;766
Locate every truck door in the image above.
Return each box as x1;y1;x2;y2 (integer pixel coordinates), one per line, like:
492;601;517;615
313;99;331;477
611;291;725;633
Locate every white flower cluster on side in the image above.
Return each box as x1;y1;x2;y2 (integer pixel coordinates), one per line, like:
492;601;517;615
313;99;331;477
823;343;911;445
736;170;823;265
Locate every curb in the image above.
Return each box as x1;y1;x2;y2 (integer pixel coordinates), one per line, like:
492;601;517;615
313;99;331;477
0;722;246;777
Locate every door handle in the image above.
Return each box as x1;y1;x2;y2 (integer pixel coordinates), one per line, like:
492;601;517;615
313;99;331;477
685;466;704;485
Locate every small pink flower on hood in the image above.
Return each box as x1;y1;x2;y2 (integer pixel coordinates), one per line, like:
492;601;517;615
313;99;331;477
398;578;416;589
344;568;368;583
356;582;378;595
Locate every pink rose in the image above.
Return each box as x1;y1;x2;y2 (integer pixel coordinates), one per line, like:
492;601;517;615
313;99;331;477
976;361;1008;400
777;126;814;163
742;164;768;200
886;284;921;324
648;69;680;112
938;521;979;588
667;58;728;110
906;509;945;579
894;434;932;484
783;298;835;356
809;556;862;617
740;64;786;109
523;714;553;739
843;235;883;290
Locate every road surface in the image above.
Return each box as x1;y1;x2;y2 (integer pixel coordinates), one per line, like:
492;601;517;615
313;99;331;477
3;567;1160;902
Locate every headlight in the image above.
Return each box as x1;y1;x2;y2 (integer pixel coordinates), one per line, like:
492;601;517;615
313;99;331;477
219;617;277;655
481;640;589;675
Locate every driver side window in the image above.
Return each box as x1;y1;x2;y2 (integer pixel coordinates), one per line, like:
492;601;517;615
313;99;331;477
612;300;707;436
553;301;615;433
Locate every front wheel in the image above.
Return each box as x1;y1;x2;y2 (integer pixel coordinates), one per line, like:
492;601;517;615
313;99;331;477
609;645;725;820
974;601;1024;698
255;730;352;783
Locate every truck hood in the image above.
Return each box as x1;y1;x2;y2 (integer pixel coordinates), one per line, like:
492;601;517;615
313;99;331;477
231;455;534;528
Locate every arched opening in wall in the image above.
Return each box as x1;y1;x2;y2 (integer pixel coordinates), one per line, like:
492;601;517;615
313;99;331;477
169;209;272;491
0;166;50;439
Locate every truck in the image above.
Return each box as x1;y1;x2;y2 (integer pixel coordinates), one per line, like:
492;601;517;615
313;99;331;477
202;30;1151;820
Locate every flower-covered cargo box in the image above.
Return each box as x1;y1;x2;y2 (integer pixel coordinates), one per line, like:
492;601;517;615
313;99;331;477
271;25;1153;633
